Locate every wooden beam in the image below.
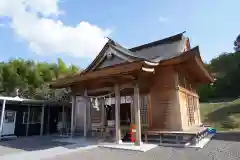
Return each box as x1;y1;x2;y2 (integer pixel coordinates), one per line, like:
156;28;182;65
50;61;142;88
86;83;134;95
174;63;198;84
72;74;137;92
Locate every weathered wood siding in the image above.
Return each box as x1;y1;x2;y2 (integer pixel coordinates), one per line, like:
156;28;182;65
149;66;182;131
75;96;86;131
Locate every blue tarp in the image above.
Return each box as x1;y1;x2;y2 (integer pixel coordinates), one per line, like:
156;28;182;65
207;127;216;134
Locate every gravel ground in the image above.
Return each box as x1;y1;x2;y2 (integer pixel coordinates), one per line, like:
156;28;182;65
46;133;240;160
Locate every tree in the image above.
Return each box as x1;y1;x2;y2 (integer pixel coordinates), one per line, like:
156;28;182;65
0;58;81;100
198;50;240;101
234;34;240;52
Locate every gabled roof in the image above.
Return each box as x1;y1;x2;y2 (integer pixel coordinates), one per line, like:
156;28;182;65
50;32;207;88
83;32;187;74
49;46;214;89
82;39;140;74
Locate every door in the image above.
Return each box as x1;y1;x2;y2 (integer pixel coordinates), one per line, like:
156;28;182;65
49;108;59;134
0;110;17;135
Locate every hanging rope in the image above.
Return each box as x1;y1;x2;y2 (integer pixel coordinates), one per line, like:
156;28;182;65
78;87;125;112
80;87;126;99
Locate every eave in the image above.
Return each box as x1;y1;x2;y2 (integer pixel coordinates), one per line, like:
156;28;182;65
49;46;214;89
49;61;143;89
165;46;214;84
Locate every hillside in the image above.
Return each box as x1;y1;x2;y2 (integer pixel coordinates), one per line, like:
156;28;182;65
200;99;240;131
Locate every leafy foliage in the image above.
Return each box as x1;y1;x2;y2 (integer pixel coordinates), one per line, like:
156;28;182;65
234;34;240;52
0;58;80;100
198;51;240;102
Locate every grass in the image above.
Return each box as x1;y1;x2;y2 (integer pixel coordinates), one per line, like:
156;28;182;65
200;99;240;131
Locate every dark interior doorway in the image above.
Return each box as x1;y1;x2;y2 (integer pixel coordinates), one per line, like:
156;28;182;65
105;103;131;125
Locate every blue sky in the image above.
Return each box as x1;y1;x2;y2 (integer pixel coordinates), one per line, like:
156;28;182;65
0;0;239;68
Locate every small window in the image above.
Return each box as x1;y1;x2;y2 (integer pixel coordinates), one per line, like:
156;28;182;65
4;111;15;123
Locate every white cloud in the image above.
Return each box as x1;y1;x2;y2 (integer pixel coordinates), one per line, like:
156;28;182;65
0;23;5;27
159;16;169;23
0;0;111;58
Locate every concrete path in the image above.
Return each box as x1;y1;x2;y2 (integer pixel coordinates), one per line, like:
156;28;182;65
45;132;240;160
0;143;98;160
0;145;23;156
0;136;102;160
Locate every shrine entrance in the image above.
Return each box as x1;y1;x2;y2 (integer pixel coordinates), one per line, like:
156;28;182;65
105;103;131;126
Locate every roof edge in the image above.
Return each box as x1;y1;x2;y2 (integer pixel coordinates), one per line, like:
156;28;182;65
82;41;110;74
129;31;186;52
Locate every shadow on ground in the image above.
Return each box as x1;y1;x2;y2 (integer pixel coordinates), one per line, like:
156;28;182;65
212;132;240;142
0;136;73;151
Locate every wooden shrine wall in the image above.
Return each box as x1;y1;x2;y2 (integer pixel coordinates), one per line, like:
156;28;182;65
149;66;182;131
178;72;201;130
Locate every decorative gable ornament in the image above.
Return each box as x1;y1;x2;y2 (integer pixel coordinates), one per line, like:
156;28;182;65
106;52;113;59
183;38;191;52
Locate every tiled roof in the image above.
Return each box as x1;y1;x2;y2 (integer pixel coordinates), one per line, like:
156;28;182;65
109;31;187;63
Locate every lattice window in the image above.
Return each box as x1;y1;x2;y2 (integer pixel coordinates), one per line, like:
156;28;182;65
193;97;199;124
140;95;148;125
187;95;195;126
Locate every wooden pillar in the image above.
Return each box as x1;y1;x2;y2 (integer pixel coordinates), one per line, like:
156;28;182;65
0;100;6;139
130;96;135;124
71;94;76;137
196;97;201;125
84;90;88;137
62;104;65;133
40;105;45;136
26;105;30;136
134;84;142;146
175;72;182;130
47;107;50;134
87;92;91;131
148;94;152;128
114;84;122;144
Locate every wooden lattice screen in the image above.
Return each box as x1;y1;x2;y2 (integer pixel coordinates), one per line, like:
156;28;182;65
140;95;148;125
187;95;195;126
